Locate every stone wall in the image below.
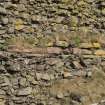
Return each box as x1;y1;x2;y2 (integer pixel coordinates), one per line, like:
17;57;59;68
0;0;105;105
0;44;105;105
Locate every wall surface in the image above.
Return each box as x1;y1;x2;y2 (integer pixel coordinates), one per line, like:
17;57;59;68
0;0;105;39
0;0;105;105
0;46;105;105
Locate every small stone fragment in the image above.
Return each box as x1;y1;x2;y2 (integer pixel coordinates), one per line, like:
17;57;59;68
36;73;42;80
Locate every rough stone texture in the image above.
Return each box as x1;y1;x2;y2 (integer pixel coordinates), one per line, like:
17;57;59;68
0;0;105;40
0;0;105;105
0;44;105;105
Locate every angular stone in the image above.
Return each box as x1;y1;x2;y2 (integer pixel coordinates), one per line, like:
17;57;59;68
16;87;32;96
72;61;83;69
41;74;50;81
63;71;72;78
36;73;42;80
19;78;27;87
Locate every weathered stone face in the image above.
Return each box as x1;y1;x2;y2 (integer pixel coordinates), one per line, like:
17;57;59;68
0;0;105;105
0;0;105;42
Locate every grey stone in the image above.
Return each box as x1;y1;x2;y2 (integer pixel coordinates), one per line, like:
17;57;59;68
0;89;5;95
16;87;32;96
36;73;42;80
19;78;27;87
0;7;7;14
6;61;21;72
17;4;26;12
1;18;8;25
0;30;6;35
8;26;14;33
41;73;51;81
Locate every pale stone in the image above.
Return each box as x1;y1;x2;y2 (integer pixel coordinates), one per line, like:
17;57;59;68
94;50;105;56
